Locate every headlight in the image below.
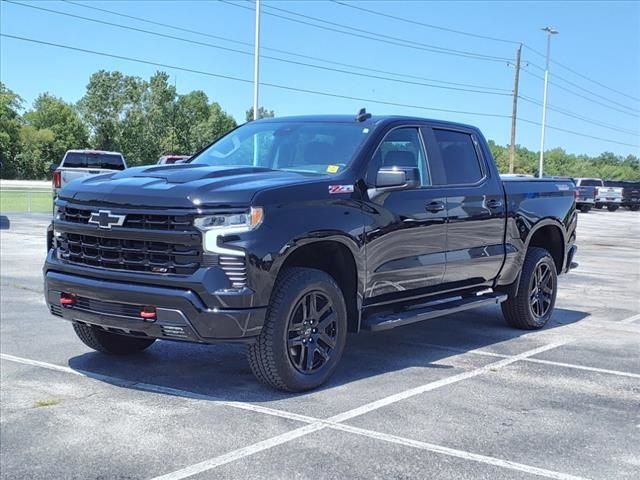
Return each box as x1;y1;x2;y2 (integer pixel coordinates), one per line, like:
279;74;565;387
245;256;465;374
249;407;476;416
195;207;264;255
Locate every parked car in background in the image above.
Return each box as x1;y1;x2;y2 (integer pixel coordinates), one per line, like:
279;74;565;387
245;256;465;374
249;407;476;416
604;180;640;211
45;113;577;391
52;150;127;198
574;178;622;211
157;155;191;165
573;178;597;213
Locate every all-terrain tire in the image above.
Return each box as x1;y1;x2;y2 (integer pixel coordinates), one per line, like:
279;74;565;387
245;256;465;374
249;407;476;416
247;267;347;392
501;247;557;330
73;323;155;354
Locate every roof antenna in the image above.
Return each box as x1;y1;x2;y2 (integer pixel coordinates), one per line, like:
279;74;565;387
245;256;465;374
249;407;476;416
355;107;371;122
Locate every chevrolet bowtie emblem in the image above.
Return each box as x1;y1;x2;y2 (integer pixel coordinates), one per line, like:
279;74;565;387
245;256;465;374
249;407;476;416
88;210;126;229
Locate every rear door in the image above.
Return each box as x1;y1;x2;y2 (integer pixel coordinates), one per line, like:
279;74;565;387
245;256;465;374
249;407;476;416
363;126;447;305
422;126;506;289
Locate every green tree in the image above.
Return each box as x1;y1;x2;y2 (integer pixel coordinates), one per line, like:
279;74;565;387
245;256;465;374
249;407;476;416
190;102;237;152
0;82;24;178
174;90;210;154
15;125;55;179
245;106;275;122
78;70;146;152
24;93;89;168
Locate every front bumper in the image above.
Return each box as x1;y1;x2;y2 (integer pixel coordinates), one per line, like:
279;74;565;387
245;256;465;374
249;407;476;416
44;265;267;343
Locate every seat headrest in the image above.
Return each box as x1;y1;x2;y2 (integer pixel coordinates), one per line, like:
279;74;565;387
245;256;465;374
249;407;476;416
383;150;416;167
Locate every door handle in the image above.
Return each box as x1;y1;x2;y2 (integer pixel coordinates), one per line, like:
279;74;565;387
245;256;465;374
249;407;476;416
487;199;503;209
425;201;445;213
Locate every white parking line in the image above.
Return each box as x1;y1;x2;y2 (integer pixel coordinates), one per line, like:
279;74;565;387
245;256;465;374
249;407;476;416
328;342;566;423
331;423;590;480
152;423;325;480
620;313;640;324
152;342;569;480
2;344;600;480
0;353;318;425
416;343;640;379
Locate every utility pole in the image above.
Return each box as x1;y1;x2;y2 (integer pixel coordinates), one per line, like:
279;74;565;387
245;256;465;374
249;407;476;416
252;0;261;121
538;26;559;178
509;44;522;174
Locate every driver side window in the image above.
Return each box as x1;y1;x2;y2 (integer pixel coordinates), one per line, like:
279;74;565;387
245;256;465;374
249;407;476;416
367;127;429;186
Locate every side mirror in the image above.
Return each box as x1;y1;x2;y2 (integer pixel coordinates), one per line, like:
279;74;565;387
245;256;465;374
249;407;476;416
375;166;420;190
49;163;59;173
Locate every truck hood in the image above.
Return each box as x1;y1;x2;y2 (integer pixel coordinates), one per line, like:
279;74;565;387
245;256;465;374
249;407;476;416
60;164;321;208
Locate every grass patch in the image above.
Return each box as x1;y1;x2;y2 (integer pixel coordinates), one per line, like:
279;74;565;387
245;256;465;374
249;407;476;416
0;190;52;213
34;398;62;408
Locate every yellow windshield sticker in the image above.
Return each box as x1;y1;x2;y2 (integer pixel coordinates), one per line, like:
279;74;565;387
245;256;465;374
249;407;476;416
327;165;340;173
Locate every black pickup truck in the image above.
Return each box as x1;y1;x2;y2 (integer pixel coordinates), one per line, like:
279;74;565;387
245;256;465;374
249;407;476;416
44;113;577;391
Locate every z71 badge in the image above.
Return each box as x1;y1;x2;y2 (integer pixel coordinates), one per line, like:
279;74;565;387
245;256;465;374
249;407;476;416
328;185;354;194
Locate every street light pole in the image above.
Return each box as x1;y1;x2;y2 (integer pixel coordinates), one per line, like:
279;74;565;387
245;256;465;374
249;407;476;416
253;0;261;121
538;26;558;178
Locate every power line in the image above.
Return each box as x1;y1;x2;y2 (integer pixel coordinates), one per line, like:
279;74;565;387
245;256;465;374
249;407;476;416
60;0;509;93
524;45;640;103
521;68;640;118
221;0;513;63
519;95;638;136
523;56;640;114
520;118;640;149
6;0;510;97
0;33;513;120
330;0;519;45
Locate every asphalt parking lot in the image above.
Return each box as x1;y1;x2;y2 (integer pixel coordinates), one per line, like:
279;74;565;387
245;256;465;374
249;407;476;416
1;209;639;480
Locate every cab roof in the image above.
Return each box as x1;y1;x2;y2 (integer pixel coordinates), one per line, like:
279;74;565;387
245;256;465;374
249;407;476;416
254;114;479;131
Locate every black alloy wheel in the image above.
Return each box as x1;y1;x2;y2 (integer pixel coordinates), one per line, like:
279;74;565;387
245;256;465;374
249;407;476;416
529;262;554;319
286;291;338;374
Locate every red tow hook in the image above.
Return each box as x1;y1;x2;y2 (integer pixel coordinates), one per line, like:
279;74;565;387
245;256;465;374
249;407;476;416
60;293;76;307
140;306;157;322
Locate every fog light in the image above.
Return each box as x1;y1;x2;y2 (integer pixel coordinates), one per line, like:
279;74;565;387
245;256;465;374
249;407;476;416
60;293;76;307
140;306;157;321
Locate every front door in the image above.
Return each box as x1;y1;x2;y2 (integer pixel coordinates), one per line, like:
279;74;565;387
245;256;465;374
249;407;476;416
363;127;447;306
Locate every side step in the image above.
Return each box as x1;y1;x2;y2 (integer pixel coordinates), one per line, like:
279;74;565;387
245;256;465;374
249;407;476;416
361;292;508;332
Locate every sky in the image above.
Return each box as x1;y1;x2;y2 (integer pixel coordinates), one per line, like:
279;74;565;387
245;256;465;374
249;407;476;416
1;0;639;157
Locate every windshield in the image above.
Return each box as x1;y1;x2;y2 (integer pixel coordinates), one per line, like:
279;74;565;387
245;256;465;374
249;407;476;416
191;121;371;175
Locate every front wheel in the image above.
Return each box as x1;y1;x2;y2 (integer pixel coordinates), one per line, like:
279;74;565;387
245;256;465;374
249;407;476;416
247;267;347;392
579;205;591;213
629;205;640;212
501;247;557;330
607;205;619;212
73;323;156;354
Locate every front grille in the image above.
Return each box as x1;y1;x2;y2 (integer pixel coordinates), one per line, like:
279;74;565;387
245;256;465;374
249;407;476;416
219;255;248;289
61;206;193;231
58;232;201;275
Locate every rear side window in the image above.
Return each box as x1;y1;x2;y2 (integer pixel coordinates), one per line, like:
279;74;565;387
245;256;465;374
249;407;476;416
62;153;125;170
431;129;483;185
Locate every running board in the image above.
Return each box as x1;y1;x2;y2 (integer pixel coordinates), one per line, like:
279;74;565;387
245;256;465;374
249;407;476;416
361;292;508;332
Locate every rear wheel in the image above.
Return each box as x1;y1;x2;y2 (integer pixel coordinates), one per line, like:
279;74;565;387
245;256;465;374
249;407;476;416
247;267;347;392
607;205;619;212
502;247;557;330
73;323;155;354
630;205;639;212
579;205;590;213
